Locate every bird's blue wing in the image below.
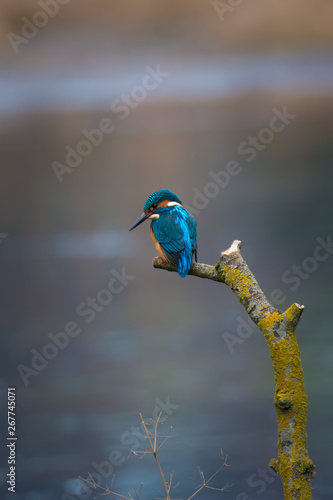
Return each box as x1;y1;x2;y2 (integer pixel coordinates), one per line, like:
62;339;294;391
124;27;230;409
187;213;198;262
152;212;186;266
152;208;197;277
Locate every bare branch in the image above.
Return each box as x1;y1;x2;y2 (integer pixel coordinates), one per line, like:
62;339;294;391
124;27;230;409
153;240;315;500
187;453;230;500
79;474;135;499
139;413;171;500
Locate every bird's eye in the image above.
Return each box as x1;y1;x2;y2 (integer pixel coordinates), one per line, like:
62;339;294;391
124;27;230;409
151;203;157;210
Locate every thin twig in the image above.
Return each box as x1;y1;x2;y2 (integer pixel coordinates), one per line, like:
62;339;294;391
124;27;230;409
79;474;134;499
139;413;171;500
187;454;229;500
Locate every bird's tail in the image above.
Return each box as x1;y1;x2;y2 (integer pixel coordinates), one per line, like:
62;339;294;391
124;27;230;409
177;249;194;278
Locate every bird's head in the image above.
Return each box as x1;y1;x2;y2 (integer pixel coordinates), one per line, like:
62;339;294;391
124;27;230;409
129;189;183;231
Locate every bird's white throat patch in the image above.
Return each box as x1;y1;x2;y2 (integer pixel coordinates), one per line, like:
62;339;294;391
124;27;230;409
149;214;160;219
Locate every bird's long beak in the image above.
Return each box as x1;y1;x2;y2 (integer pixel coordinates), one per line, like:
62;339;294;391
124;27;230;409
129;211;151;231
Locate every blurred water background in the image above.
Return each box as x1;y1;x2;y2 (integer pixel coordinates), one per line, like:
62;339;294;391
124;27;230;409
0;1;333;499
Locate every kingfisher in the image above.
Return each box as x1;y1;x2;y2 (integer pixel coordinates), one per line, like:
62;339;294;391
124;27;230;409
129;189;197;278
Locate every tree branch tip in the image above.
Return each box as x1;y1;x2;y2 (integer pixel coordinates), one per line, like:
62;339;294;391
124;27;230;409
284;302;305;327
153;256;177;272
221;239;242;258
269;458;279;473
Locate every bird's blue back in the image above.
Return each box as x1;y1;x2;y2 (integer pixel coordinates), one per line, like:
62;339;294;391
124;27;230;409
150;205;197;278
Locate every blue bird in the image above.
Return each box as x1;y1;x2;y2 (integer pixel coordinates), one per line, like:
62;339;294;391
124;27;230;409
129;189;197;278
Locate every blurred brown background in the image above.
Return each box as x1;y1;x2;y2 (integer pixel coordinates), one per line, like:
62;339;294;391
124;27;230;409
2;0;333;49
0;2;332;499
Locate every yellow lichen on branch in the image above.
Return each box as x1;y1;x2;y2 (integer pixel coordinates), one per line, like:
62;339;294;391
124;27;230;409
258;308;314;500
221;265;252;301
153;240;315;500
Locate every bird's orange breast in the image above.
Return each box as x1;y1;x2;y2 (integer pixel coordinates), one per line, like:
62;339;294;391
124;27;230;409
150;228;170;263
